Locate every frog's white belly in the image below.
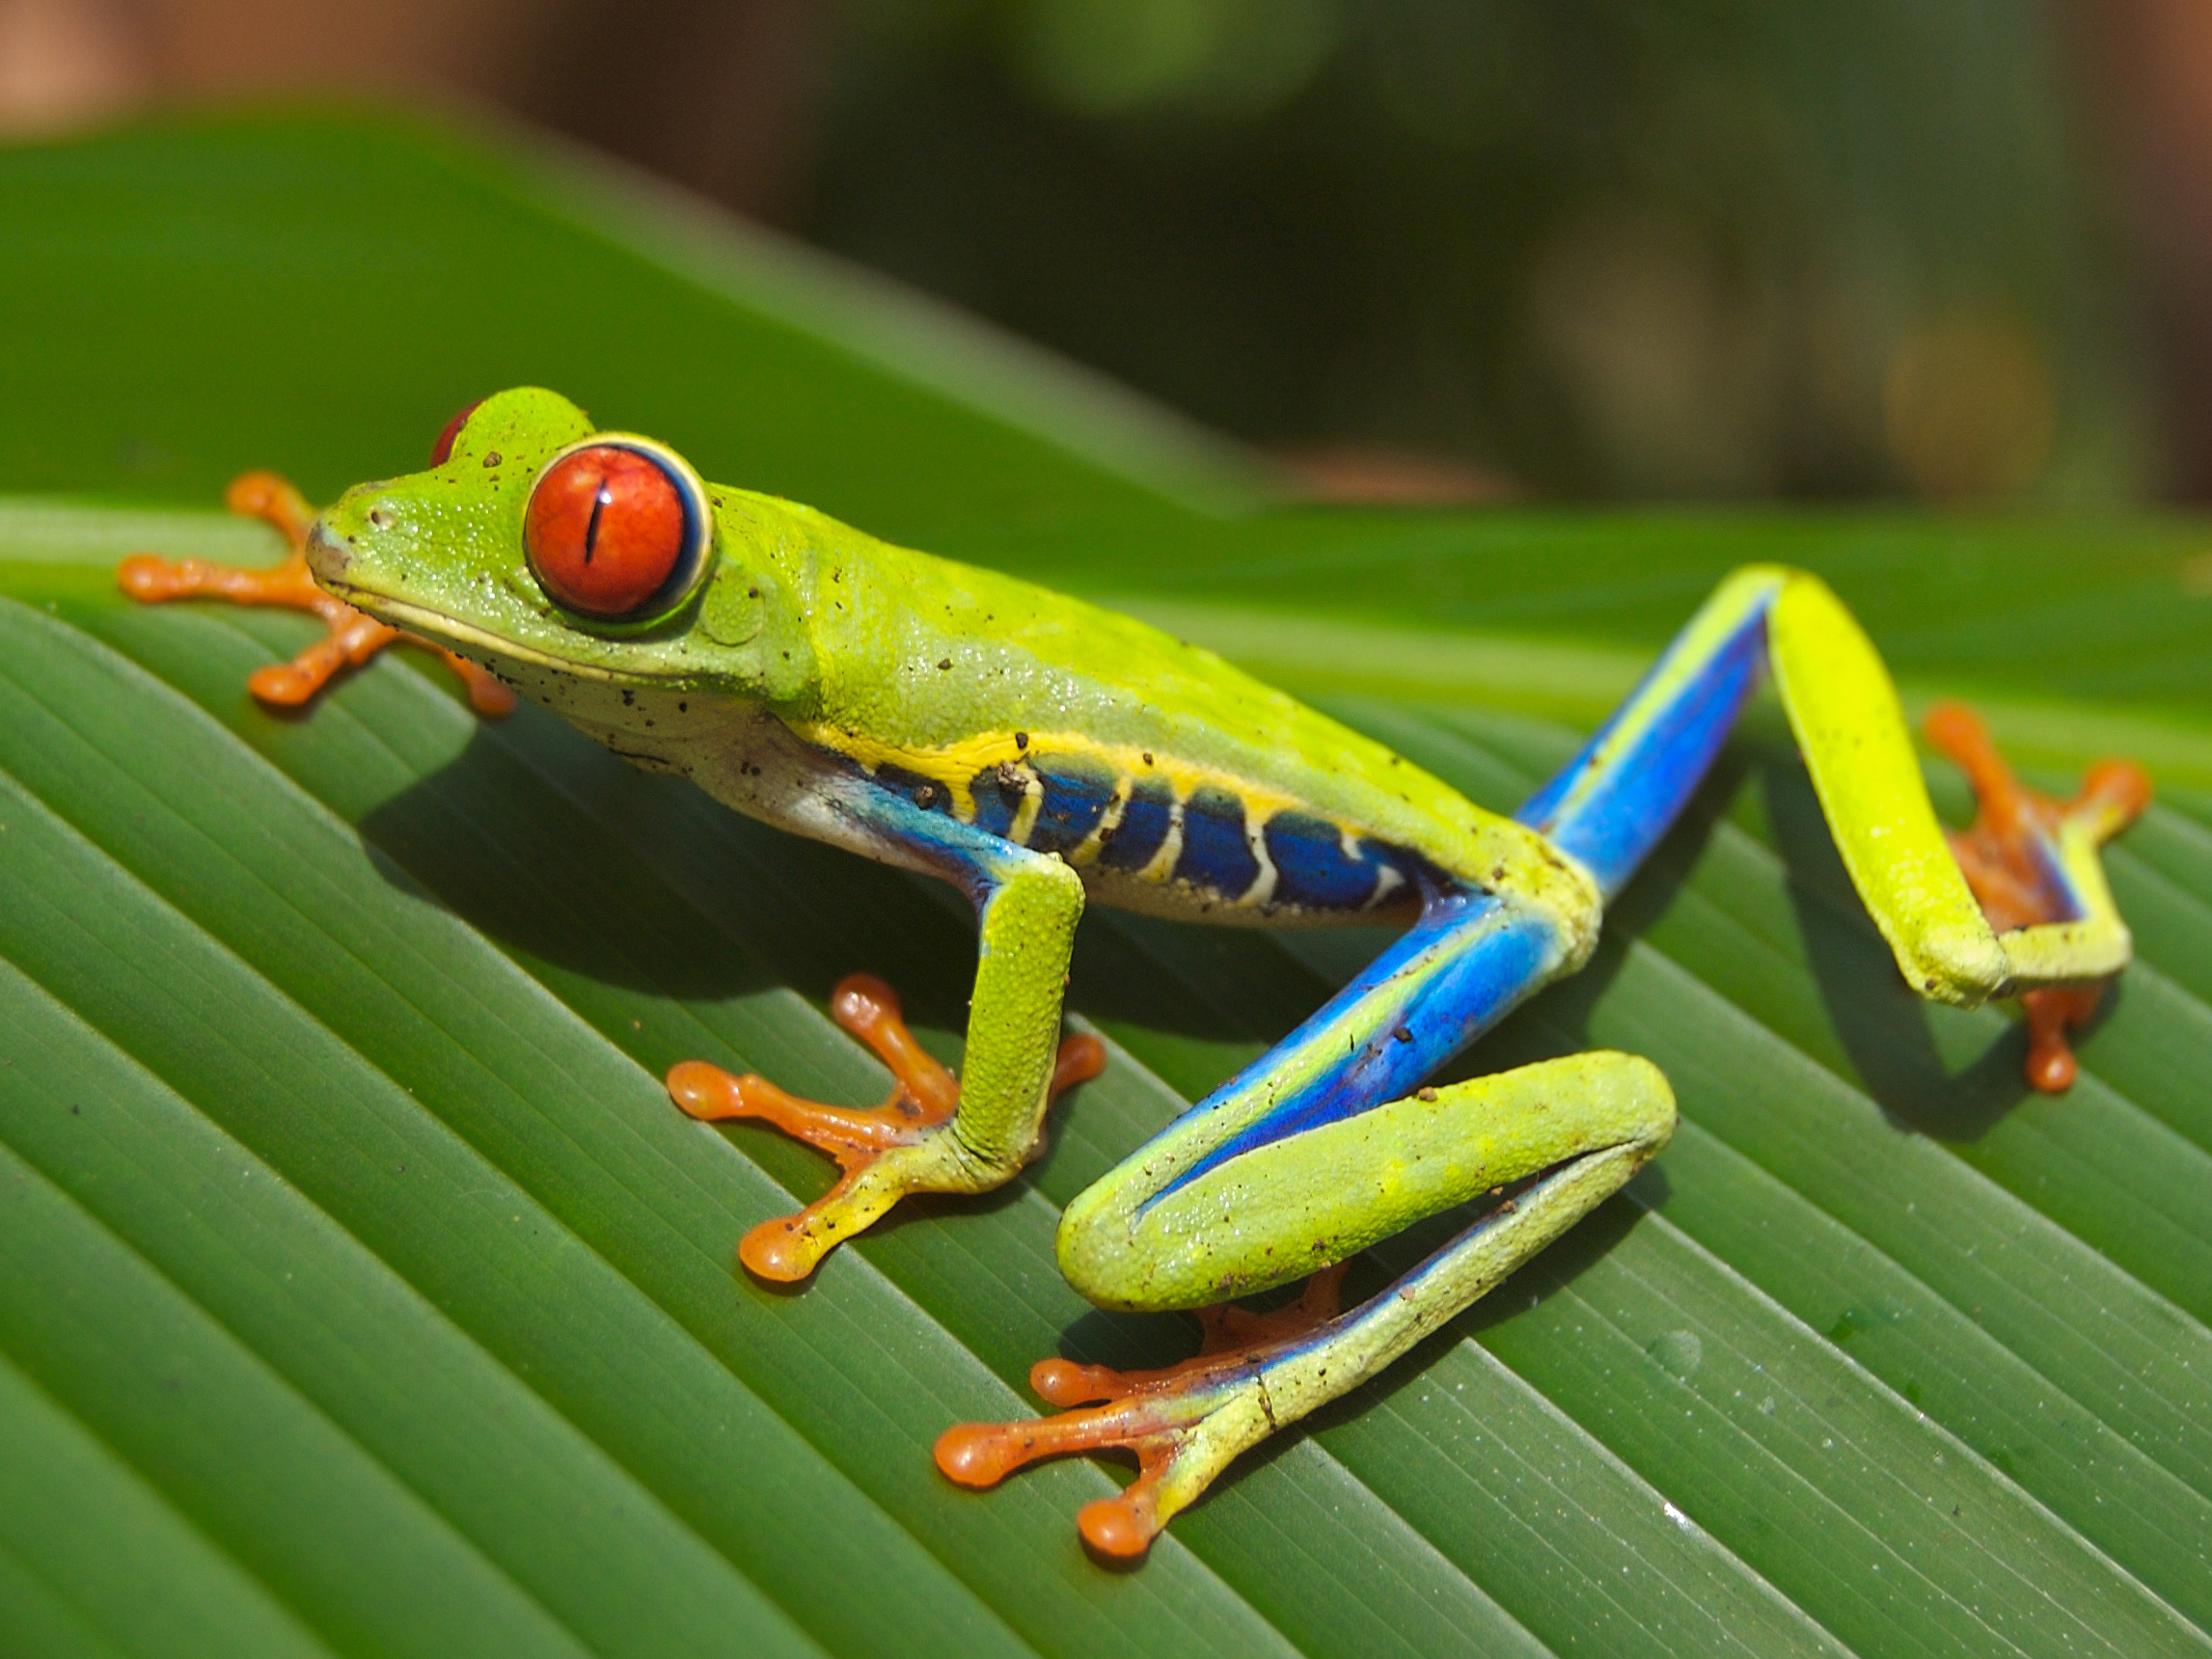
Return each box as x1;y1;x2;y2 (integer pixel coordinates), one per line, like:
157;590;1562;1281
478;651;1438;929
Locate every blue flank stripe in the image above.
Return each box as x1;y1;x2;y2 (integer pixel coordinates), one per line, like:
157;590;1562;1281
1028;754;1116;855
1175;785;1260;897
1100;776;1174;871
1266;813;1390;911
968;767;1022;838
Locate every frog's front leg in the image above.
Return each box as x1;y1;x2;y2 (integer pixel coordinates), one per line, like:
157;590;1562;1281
669;792;1104;1280
118;471;515;715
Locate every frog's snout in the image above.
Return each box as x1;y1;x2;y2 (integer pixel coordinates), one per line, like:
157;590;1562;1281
304;517;351;585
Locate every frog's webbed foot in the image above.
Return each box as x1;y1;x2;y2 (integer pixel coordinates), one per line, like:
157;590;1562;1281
1924;701;2151;1091
668;974;1106;1282
118;471;515;717
934;1265;1352;1560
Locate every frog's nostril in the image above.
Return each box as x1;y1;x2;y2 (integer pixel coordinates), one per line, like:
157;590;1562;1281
367;507;393;530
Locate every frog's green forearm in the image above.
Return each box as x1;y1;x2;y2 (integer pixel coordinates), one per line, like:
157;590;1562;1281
701;782;1091;1280
952;845;1086;1172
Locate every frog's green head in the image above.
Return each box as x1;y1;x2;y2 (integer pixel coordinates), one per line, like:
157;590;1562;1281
306;387;812;704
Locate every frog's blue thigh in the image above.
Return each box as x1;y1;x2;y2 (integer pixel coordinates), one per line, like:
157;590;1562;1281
1516;565;1780;898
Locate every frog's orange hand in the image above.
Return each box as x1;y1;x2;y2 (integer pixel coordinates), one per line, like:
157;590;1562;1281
1924;702;2151;1091
668;973;1106;1281
935;1265;1351;1560
117;471;515;717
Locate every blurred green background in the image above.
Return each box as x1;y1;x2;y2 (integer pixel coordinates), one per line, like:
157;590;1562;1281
809;0;2135;503
6;0;2207;506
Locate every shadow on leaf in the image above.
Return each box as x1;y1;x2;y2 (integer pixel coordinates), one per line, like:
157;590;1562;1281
1757;752;2043;1140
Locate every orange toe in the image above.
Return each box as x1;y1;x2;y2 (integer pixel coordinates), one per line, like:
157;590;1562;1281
118;471;515;717
740;1211;841;1282
670;975;1107;1282
1077;1495;1154;1559
1923;701;2147;1093
934;1265;1352;1558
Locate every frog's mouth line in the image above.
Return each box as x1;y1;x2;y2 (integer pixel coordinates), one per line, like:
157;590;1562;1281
308;519;671;687
325;584;569;673
331;581;724;694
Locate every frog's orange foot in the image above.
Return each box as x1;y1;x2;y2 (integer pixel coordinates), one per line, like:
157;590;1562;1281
668;973;1106;1282
118;470;515;717
934;1265;1350;1559
1924;701;2150;1092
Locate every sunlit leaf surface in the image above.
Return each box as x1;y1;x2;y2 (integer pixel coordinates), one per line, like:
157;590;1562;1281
0;111;2207;1659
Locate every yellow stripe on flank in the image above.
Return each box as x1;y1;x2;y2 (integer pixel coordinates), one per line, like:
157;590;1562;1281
1006;773;1046;846
1064;777;1133;869
1242;812;1280;908
782;721;1027;819
1139;797;1187;885
782;719;1326;837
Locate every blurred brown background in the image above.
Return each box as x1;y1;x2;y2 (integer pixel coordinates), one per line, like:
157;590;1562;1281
4;0;2207;506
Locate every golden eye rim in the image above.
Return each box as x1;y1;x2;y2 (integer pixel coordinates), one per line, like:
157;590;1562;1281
522;432;718;631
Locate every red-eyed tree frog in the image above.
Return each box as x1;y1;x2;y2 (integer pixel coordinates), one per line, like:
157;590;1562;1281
120;388;2149;1559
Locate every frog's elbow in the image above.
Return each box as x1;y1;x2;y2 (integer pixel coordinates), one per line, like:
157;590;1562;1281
1054;1181;1159;1311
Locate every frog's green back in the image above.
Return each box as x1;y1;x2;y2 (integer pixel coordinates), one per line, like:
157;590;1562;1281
747;488;1565;911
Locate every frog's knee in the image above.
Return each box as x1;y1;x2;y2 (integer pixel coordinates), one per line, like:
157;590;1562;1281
1897;924;2011;1008
1053;1178;1178;1311
1574;1049;1675;1159
1621;1052;1677;1155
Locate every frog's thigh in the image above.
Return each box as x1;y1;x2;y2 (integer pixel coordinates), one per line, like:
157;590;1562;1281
1058;1049;1676;1312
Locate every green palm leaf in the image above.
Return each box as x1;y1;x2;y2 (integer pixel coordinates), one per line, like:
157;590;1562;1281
0;109;2205;1659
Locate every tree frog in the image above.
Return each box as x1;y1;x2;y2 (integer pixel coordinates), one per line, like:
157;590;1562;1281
120;387;2149;1559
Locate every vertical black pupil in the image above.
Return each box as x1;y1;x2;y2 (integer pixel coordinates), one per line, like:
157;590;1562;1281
583;480;610;563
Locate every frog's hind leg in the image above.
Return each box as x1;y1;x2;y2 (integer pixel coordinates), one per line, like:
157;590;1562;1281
931;872;1620;1555
1923;701;2150;1090
935;1265;1352;1559
1757;575;2146;1088
118;471;514;715
669;974;1105;1279
1524;564;2150;1088
938;1049;1674;1557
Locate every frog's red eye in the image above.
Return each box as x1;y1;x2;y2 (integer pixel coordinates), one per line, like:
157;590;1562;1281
524;441;709;621
429;398;483;467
